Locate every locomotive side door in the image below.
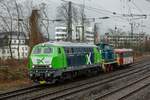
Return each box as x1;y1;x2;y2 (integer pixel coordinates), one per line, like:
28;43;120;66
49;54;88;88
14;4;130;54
57;47;66;69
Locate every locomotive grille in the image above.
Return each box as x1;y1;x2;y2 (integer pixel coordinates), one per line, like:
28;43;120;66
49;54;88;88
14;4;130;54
35;65;49;69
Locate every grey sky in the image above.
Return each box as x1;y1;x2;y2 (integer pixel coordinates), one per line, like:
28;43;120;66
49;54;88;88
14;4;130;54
18;0;150;38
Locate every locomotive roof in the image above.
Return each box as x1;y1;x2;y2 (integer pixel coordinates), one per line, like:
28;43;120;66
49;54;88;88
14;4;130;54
37;41;97;47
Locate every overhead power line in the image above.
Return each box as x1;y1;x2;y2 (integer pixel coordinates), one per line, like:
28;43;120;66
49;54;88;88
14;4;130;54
131;1;143;13
60;0;116;15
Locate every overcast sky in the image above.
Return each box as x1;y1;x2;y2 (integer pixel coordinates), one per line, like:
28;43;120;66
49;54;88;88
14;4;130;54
18;0;150;38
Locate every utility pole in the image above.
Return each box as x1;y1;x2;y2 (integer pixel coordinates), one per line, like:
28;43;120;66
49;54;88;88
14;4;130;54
130;22;134;36
129;22;134;48
67;1;72;41
81;0;85;42
94;23;98;44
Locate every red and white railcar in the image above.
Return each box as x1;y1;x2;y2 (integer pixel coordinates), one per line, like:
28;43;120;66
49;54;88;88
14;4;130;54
115;49;134;66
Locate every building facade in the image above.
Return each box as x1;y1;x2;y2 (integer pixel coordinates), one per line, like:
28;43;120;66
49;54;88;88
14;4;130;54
101;33;149;48
55;26;94;43
0;32;29;59
85;27;94;43
55;27;67;41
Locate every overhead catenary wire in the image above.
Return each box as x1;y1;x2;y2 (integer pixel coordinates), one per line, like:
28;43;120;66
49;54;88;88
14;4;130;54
59;0;149;34
60;0;116;15
59;0;149;23
131;1;143;13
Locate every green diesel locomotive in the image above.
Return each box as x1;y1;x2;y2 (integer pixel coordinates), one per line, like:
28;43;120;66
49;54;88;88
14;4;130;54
28;41;102;83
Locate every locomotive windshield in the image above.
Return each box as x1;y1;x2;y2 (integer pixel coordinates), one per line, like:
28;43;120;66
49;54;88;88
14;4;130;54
32;47;41;54
43;47;52;54
104;45;113;50
32;47;52;54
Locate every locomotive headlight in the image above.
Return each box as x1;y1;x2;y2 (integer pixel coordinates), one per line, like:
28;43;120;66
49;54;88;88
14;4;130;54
30;73;33;77
49;65;52;68
32;65;35;68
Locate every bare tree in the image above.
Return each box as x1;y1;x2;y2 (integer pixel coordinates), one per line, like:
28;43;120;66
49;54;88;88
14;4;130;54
0;1;13;59
14;0;21;59
39;3;50;41
57;2;79;25
0;0;55;60
56;2;80;41
0;0;31;59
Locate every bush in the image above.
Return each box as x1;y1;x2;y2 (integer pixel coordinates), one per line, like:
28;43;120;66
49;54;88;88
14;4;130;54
0;59;28;81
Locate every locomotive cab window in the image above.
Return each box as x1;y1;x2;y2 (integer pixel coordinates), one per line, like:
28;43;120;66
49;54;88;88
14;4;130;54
44;47;52;54
32;47;41;54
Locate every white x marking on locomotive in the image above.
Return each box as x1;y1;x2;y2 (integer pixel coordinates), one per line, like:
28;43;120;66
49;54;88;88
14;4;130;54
87;52;92;64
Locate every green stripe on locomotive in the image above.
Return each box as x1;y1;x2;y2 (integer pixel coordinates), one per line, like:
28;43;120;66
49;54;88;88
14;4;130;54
93;47;102;64
28;43;101;70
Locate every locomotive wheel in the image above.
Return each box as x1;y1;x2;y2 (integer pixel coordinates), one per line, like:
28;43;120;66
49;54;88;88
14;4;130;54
106;65;113;72
106;65;110;72
111;65;113;71
109;65;113;72
102;64;107;72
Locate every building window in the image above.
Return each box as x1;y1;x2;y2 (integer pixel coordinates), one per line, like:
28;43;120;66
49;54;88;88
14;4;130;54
12;50;15;53
25;53;28;56
25;47;28;51
2;49;5;54
14;40;16;43
22;40;25;43
22;53;24;56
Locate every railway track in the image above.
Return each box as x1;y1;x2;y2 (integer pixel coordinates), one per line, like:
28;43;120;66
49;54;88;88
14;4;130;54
118;83;150;100
0;84;49;100
28;63;150;100
129;56;150;66
0;58;149;100
95;72;150;100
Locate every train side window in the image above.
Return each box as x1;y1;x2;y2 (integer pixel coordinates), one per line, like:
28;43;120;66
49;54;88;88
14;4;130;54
83;48;86;53
71;48;74;54
68;48;72;54
64;47;69;54
96;47;99;51
124;52;127;57
67;48;70;54
120;53;123;58
77;48;80;53
73;48;76;53
80;47;83;53
81;48;84;53
90;48;92;52
87;48;89;52
86;48;88;53
58;48;61;54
